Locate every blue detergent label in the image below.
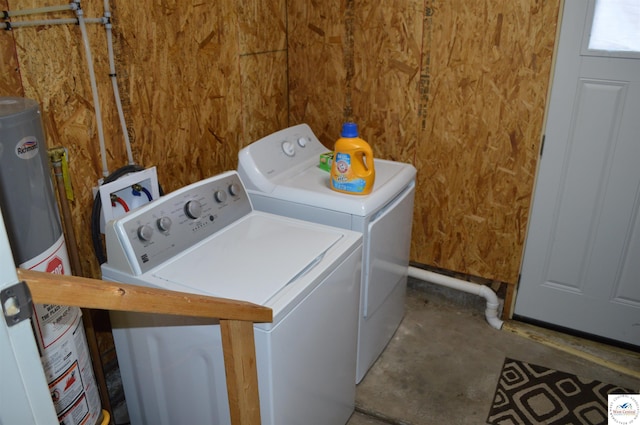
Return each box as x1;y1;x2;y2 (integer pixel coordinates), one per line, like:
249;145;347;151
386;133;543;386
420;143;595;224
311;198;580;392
332;153;366;193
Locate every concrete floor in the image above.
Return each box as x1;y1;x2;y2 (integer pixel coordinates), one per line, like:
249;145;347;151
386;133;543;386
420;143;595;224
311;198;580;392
346;278;640;425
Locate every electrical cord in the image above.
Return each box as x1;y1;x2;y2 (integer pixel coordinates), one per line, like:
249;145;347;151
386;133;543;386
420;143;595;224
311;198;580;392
90;164;164;264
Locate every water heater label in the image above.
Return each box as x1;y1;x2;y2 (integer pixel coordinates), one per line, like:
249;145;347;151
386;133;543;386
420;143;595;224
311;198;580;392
15;136;39;160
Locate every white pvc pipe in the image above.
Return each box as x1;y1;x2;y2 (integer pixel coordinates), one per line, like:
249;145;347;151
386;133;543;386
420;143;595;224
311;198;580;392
104;13;134;165
4;1;126;172
4;0;133;170
0;17;104;30
407;266;504;329
2;3;75;18
76;6;109;177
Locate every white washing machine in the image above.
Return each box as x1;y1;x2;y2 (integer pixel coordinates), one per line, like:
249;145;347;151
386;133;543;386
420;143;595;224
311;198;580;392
101;171;362;425
238;124;416;383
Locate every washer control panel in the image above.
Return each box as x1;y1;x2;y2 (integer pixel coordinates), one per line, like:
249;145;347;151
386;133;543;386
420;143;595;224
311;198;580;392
104;171;252;275
238;123;328;191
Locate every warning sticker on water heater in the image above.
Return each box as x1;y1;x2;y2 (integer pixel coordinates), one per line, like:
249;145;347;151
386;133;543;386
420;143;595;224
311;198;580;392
20;236;101;425
15;136;40;160
20;235;76;349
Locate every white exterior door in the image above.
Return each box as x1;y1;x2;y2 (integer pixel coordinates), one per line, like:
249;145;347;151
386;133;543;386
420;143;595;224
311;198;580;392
0;210;57;424
515;0;640;347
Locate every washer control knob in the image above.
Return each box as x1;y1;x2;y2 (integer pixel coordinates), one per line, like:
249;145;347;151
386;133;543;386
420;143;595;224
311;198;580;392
157;216;172;232
282;141;295;156
184;200;202;219
214;190;227;203
137;224;154;242
228;183;240;197
297;137;309;147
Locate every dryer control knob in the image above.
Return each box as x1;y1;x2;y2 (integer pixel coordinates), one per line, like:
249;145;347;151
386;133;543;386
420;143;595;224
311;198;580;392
214;190;227;203
157;216;172;232
185;200;202;219
282;141;295;156
228;183;240;197
297;137;309;147
137;224;154;242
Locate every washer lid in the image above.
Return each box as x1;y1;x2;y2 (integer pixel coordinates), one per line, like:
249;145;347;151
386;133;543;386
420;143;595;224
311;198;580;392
152;214;343;305
250;158;416;216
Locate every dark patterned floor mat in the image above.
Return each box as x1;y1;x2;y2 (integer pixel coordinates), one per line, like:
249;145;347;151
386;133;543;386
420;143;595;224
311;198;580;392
487;357;635;424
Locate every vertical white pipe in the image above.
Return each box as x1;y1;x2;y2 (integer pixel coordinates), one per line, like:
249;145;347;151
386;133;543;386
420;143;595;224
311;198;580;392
102;0;111;20
4;1;126;173
76;6;109;177
104;19;134;165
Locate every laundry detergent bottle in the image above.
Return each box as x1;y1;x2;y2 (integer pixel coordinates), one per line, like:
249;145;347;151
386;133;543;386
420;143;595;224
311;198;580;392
330;122;375;195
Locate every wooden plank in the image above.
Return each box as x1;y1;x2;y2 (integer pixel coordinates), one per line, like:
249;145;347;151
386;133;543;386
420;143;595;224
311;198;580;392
17;268;272;323
503;321;640;380
220;319;262;425
19;268;267;425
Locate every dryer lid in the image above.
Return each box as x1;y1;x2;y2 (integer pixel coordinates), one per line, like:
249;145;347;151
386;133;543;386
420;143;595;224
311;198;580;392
249;158;416;216
152;214;343;305
237;124;416;216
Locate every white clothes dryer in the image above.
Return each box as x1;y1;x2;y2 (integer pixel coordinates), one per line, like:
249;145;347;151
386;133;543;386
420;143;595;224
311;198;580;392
238;124;416;383
101;171;362;425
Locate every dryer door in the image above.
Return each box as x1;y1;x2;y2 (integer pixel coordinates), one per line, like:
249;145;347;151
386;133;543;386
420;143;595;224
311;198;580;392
364;184;415;317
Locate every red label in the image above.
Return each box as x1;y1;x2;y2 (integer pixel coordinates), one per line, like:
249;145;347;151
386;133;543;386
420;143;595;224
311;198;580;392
46;256;65;275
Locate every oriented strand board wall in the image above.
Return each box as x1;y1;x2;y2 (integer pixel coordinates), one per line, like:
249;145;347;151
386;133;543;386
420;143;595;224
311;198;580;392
111;0;243;179
351;0;424;164
0;1;21;95
289;0;559;285
288;0;348;146
1;0;559;287
1;0;288;279
413;1;558;283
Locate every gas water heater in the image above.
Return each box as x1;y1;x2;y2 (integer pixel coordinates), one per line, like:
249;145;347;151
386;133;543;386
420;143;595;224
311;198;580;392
0;97;102;425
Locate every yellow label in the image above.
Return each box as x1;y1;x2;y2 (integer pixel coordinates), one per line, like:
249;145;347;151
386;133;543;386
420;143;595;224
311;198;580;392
62;150;74;201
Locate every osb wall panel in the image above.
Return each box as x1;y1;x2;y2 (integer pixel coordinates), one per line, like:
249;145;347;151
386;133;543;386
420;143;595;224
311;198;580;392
412;1;559;283
2;0;559;287
1;0;288;279
237;0;288;144
288;0;348;147
112;0;242;181
237;0;286;55
287;0;559;285
0;1;21;96
240;52;288;145
351;0;423;163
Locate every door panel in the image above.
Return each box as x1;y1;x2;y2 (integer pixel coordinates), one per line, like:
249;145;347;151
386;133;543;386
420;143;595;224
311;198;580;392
515;0;640;347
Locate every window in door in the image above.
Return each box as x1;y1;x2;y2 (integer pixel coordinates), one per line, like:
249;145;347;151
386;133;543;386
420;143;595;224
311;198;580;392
584;0;640;57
